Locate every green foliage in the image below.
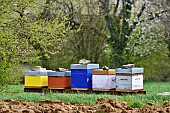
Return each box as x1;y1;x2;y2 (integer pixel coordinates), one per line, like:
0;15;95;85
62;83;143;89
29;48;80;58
0;63;23;91
136;55;170;81
1;0;38;64
0;0;76;86
103;0;135;67
1;0;76;63
41;0;110;69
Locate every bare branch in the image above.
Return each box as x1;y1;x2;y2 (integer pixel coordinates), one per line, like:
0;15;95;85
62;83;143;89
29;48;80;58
140;9;168;22
113;0;120;16
128;8;168;35
104;0;115;39
98;0;105;5
127;2;146;34
72;20;107;39
13;9;24;17
104;0;110;14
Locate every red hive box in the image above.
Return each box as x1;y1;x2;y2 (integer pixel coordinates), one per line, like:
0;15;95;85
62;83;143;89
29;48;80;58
48;76;70;88
48;71;71;88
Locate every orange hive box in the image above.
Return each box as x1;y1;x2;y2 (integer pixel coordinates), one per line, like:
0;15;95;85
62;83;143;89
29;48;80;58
92;69;115;75
48;71;71;88
48;76;70;88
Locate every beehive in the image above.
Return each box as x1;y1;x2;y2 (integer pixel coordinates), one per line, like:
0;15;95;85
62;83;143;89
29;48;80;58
25;76;48;87
116;68;144;74
24;70;48;87
71;64;99;89
48;71;71;88
116;68;144;90
92;69;115;75
92;69;116;90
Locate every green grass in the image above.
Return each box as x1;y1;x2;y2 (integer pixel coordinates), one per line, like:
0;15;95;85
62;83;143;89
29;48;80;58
0;82;170;108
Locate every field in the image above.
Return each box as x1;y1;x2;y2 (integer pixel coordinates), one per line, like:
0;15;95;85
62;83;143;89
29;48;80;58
0;82;170;107
0;82;170;112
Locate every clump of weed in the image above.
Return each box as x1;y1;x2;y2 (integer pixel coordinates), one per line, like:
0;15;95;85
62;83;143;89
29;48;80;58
130;101;143;108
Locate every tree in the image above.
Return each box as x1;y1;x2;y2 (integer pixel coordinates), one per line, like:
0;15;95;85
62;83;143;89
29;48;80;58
159;0;170;56
42;0;110;69
11;0;75;67
0;0;30;88
99;0;168;67
125;19;170;81
0;0;74;87
66;0;109;64
109;0;170;81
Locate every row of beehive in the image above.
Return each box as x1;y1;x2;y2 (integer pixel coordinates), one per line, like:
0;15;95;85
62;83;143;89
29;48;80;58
24;70;71;88
71;64;143;90
24;64;144;90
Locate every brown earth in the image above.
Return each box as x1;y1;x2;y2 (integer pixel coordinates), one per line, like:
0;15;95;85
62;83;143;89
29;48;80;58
0;98;170;113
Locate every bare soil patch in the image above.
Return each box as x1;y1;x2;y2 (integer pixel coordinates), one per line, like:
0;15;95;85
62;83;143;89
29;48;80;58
0;98;170;113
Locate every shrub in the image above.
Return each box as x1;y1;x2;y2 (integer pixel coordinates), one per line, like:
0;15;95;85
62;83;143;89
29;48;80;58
0;62;23;91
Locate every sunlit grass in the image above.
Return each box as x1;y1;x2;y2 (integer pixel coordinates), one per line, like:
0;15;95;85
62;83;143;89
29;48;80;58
0;82;169;108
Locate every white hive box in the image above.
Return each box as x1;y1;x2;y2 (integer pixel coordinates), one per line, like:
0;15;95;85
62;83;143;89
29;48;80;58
116;74;143;90
115;68;144;90
116;68;144;74
92;75;116;90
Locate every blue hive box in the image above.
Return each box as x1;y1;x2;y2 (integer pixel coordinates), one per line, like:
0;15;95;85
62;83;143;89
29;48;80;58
71;64;99;89
116;68;144;74
71;73;92;88
71;64;99;74
71;64;99;69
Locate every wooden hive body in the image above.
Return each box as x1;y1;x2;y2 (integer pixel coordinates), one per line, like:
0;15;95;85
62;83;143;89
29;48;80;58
116;68;144;90
71;64;99;89
48;71;71;88
92;69;116;90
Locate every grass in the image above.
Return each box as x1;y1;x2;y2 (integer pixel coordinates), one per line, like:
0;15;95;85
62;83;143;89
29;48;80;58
0;82;170;108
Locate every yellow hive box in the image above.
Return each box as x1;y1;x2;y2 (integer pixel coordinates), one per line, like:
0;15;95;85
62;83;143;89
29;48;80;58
25;76;48;87
92;69;116;75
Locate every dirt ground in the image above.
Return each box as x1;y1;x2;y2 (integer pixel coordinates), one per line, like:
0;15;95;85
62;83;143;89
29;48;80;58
0;98;170;113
